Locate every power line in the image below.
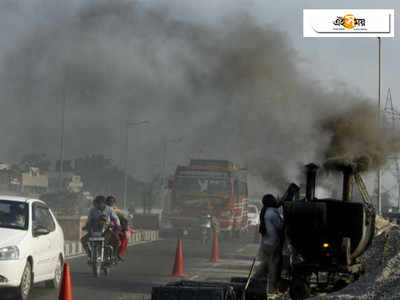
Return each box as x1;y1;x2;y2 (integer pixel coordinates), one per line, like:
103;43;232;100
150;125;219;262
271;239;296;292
383;88;400;211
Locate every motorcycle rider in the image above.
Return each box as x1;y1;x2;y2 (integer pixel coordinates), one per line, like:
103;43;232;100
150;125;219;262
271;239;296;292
105;196;129;260
199;211;212;244
81;195;121;259
253;194;284;294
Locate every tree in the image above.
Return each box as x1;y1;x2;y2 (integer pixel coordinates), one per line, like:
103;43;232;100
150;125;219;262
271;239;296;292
40;192;82;216
20;153;51;171
73;154;145;208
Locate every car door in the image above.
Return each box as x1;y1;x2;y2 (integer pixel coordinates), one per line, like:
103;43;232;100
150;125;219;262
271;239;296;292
31;202;53;280
41;207;59;274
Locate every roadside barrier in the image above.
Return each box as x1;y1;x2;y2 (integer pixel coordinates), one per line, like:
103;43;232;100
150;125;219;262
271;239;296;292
64;230;159;258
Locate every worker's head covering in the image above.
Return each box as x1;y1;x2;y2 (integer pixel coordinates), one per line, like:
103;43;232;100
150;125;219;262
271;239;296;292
262;194;277;208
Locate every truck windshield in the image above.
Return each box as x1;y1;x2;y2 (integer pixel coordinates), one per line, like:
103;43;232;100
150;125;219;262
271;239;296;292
0;200;29;230
176;171;231;194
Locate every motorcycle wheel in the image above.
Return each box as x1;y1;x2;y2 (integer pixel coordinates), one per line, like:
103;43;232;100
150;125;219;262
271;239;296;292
93;262;101;278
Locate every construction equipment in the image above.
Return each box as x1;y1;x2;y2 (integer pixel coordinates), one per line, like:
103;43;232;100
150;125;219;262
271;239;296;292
284;164;375;299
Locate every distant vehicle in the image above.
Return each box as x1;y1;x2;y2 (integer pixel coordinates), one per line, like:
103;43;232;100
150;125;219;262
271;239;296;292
247;204;259;226
0;196;64;300
169;159;248;239
199;213;212;244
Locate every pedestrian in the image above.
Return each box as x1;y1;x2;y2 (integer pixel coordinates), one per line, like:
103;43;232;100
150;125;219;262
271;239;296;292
253;194;284;295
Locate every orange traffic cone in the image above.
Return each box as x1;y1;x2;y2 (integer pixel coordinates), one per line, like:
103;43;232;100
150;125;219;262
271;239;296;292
210;232;220;262
59;263;73;300
170;239;186;278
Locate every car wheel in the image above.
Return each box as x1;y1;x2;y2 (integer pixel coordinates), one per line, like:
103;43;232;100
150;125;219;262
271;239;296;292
15;261;32;300
45;256;63;289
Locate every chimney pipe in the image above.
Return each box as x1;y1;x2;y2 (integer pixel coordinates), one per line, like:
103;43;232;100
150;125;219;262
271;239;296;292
281;183;300;202
305;163;319;201
342;166;354;202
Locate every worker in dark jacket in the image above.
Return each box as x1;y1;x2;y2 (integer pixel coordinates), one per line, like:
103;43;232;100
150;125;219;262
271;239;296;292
253;194;284;294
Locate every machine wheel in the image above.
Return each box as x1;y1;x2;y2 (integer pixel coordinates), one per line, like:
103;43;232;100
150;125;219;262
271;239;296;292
14;261;32;300
45;256;63;288
289;278;310;300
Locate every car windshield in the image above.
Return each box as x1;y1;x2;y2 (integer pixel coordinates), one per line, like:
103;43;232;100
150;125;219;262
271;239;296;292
248;206;257;214
0;200;29;230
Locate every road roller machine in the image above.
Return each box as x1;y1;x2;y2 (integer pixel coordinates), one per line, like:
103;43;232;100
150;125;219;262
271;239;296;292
283;163;375;299
151;163;376;300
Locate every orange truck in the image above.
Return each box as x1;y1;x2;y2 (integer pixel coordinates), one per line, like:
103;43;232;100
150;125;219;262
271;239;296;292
169;159;248;239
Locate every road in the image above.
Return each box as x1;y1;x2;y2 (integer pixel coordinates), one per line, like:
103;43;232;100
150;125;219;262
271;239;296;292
5;232;259;300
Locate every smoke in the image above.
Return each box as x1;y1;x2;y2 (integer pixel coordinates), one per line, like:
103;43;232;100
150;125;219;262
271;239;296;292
323;103;400;173
0;0;398;192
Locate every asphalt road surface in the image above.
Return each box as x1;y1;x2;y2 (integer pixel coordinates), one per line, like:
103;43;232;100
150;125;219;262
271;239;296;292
3;232;259;300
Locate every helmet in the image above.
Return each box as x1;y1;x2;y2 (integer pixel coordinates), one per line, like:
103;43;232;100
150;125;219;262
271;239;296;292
106;196;116;205
94;195;106;205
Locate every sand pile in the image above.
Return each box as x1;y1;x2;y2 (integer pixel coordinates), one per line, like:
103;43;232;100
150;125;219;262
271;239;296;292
315;217;400;299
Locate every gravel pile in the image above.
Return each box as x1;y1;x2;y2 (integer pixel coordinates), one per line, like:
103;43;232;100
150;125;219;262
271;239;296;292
314;217;400;300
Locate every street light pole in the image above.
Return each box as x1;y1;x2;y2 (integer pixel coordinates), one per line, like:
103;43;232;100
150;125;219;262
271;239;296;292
377;37;382;215
58;95;66;192
123;120;150;210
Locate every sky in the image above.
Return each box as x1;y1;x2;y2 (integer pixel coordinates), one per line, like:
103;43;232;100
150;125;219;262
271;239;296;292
166;0;398;102
0;0;399;201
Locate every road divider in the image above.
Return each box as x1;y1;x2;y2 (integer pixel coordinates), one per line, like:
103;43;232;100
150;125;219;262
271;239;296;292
64;230;159;258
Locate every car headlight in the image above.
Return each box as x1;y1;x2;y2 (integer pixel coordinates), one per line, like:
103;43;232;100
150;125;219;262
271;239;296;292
0;246;20;261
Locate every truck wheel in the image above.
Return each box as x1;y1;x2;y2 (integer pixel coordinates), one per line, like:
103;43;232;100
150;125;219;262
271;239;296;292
15;261;32;300
235;230;241;239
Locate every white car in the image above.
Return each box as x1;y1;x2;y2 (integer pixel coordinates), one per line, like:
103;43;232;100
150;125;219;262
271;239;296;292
0;196;64;300
247;204;259;226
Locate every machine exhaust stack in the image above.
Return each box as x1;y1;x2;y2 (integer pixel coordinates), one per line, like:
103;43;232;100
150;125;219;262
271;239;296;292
305;163;319;201
342;166;354;202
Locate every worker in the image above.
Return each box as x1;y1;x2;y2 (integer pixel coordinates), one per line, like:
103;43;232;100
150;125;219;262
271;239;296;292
253;194;284;294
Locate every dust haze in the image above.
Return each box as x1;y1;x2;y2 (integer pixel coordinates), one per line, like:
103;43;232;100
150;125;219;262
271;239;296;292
0;0;398;195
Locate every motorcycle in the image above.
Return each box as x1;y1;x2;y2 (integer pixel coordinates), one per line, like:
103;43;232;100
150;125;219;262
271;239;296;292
87;220;114;278
199;214;212;244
